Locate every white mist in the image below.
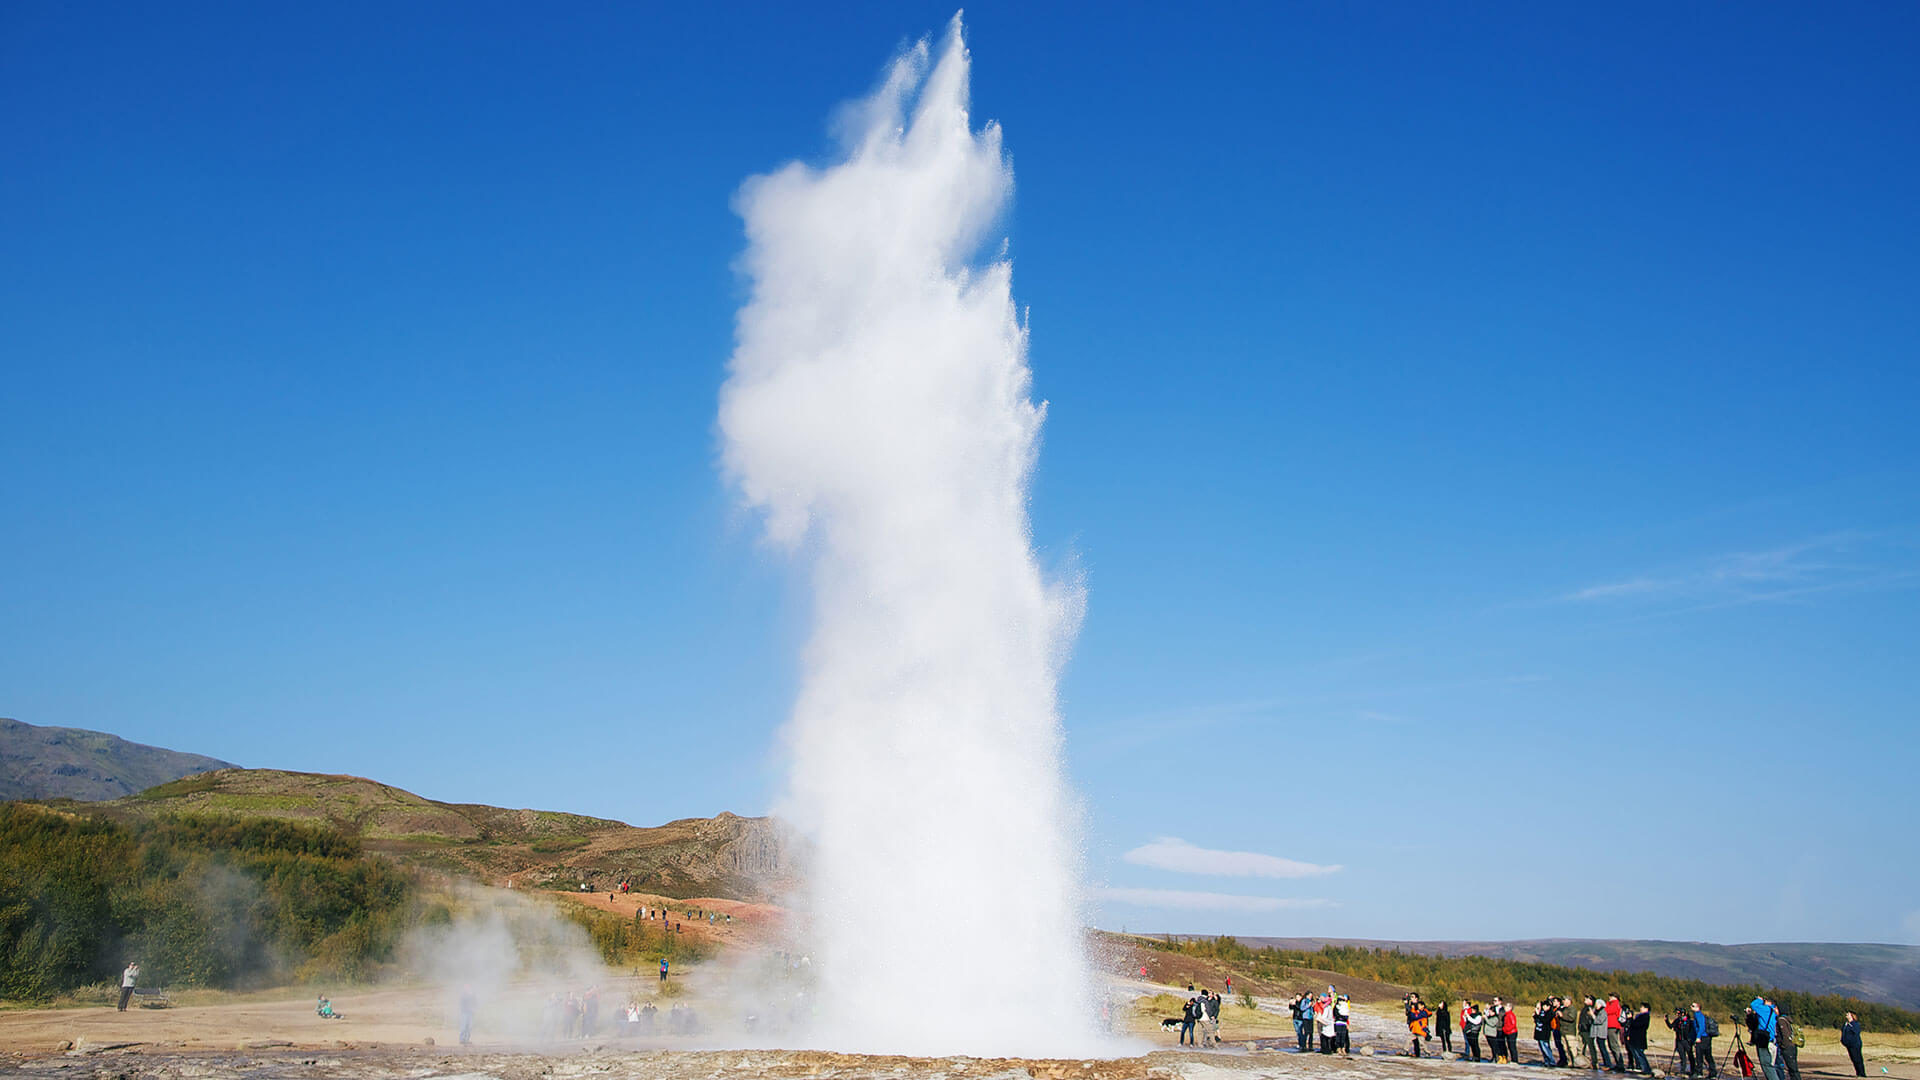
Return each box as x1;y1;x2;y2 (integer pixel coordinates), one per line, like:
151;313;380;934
718;16;1099;1057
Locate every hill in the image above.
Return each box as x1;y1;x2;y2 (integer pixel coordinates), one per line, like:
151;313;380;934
0;717;234;801
1226;937;1920;1013
108;767;796;901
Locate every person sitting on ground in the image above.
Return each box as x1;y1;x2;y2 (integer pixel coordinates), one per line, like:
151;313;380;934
317;995;342;1019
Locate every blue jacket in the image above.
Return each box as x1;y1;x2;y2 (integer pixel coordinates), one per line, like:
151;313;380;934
1750;1000;1778;1044
1840;1020;1861;1048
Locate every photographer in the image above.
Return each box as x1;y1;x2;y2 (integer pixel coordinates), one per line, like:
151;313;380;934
1840;1013;1865;1078
1667;1005;1696;1076
1747;999;1782;1080
1535;1000;1557;1067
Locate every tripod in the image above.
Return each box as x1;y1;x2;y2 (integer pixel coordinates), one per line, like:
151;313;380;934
1723;1027;1750;1079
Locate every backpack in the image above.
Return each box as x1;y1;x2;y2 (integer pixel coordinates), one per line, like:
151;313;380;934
1705;1016;1720;1038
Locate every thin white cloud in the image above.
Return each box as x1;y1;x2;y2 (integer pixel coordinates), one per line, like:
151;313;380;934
1565;533;1913;610
1123;837;1341;879
1095;887;1336;913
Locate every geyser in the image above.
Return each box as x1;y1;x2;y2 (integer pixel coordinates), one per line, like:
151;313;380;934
718;16;1099;1057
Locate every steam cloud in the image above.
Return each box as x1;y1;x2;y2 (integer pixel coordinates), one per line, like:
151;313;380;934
719;16;1100;1056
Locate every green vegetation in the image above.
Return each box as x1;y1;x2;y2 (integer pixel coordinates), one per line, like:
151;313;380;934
1144;936;1920;1033
556;901;713;969
0;804;415;1000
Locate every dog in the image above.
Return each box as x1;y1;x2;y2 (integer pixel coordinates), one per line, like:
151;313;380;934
1160;1018;1186;1032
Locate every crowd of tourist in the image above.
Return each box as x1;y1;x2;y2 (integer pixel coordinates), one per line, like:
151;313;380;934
1270;986;1871;1078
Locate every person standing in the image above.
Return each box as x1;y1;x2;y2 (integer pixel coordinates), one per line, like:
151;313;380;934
659;958;669;983
1317;993;1337;1054
1691;1003;1719;1078
1554;998;1574;1069
1606;994;1627;1073
1334;994;1351;1056
1463;1001;1485;1062
1775;1009;1803;1080
1840;1013;1865;1078
117;961;139;1012
1536;1001;1558;1066
458;984;477;1045
1293;994;1309;1052
1437;999;1453;1055
1669;1007;1697;1076
1203;989;1222;1048
1409;997;1433;1058
1501;997;1521;1063
1748;999;1782;1080
1589;999;1613;1070
1627;1003;1652;1074
1179;994;1198;1047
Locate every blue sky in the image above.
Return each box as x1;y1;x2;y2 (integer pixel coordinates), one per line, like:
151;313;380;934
4;3;1916;945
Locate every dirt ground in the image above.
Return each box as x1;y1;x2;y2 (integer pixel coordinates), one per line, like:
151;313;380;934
5;976;1915;1080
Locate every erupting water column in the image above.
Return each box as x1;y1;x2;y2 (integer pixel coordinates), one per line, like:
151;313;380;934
718;16;1100;1057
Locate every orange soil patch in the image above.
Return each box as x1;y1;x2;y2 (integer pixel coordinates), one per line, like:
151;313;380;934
548;889;788;949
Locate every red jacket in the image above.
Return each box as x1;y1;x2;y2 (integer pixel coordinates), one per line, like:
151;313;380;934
1503;1009;1519;1035
1607;1000;1623;1030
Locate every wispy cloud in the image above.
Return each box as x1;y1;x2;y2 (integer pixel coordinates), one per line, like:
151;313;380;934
1094;887;1336;913
1565;533;1915;613
1123;837;1341;879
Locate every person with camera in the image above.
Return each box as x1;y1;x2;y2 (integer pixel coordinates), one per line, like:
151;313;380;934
1840;1012;1865;1077
1626;1002;1653;1074
1746;999;1782;1080
1667;1006;1696;1075
1463;1000;1485;1062
1553;997;1575;1069
1535;1000;1558;1066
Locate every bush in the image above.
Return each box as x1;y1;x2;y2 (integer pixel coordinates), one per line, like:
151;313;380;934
0;805;417;999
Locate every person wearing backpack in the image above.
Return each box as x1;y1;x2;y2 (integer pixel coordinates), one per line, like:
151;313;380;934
1748;999;1782;1080
1691;1004;1720;1078
1774;1009;1802;1080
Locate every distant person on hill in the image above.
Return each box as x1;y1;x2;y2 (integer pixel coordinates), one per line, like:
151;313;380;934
1690;1003;1719;1078
1436;999;1452;1054
117;961;139;1012
1463;1001;1484;1062
1839;1013;1864;1077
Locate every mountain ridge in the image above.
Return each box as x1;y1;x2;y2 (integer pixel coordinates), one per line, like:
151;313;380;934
0;716;235;801
1214;936;1920;1013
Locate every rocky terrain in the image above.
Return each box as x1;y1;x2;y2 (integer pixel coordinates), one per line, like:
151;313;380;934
0;717;233;801
81;766;798;901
